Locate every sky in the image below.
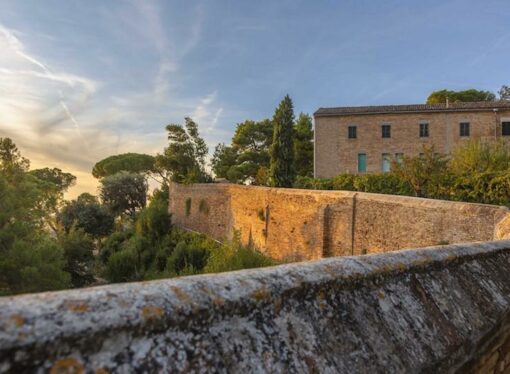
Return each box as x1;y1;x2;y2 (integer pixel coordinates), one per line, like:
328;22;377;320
0;0;509;197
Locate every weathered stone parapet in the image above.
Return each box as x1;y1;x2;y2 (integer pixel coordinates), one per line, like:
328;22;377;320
169;182;510;260
2;241;510;372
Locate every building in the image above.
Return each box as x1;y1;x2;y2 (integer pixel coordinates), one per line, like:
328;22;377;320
313;101;510;177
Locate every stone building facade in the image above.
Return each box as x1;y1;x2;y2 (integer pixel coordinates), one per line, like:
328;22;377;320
314;101;510;177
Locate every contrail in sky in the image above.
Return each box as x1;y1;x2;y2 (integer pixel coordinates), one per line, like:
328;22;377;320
0;25;90;151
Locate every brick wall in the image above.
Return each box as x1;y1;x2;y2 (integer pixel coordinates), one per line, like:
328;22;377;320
314;109;510;177
169;183;510;261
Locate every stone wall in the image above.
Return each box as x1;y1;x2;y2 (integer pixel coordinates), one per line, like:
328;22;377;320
2;241;510;372
169;183;510;261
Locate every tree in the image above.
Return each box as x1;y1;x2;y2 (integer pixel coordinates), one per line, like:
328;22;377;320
0;236;70;295
211;143;239;180
499;85;510;100
426;89;496;104
29;168;77;230
0;138;71;295
155;117;210;183
58;228;95;287
211;119;273;184
92;153;156;179
0;138;30;174
269;95;295;187
135;197;172;244
294;113;314;177
58;193;114;237
100;171;148;217
391;146;450;198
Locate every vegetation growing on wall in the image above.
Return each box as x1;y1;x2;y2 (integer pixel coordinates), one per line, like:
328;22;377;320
199;199;210;215
185;198;192;216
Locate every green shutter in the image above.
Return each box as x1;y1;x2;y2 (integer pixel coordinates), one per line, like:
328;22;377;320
358;154;366;172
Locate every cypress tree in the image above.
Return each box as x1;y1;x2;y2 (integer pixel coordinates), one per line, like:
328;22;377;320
269;95;295;187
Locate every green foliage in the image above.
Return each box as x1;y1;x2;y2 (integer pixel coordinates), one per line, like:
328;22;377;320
0;236;70;296
59;228;95;287
204;239;276;274
198;199;209;215
294;113;314;177
212;119;273;184
185;198;192;216
270;95;296;187
297;140;510;207
58;193;114;237
426;89;496;104
99;171;148;217
100;229;133;264
391;146;450;198
92;153;155;179
0;138;71;296
135;197;172;243
257;208;265;221
166;241;210;275
295;173;412;195
155;117;211;183
105;247;139;283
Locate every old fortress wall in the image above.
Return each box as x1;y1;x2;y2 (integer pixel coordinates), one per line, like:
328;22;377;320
169;182;510;261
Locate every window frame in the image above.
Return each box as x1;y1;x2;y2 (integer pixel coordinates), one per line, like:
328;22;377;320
382;153;391;172
460;122;470;137
419;122;429;138
502;122;510;136
348;126;357;139
381;124;391;138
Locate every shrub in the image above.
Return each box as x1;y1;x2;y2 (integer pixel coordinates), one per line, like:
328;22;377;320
198;199;210;215
99;229;133;264
105;248;139;283
0;236;70;295
257;208;265;221
185;198;192;216
204;240;276;273
135;198;172;243
59;228;95;287
166;241;210;275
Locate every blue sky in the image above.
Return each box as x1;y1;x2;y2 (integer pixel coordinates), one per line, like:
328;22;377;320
0;0;509;196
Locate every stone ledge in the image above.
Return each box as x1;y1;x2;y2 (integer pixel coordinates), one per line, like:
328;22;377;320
1;241;510;372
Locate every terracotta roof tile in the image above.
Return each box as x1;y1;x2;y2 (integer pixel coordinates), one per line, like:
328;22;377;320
314;101;510;116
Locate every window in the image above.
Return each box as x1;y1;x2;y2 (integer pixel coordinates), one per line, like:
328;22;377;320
348;126;357;139
382;153;391;172
382;124;391;138
395;153;404;164
419;123;429;137
460;122;470;137
503;122;510;136
357;153;366;173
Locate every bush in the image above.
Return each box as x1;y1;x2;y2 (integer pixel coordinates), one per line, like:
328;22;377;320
185;198;192;216
99;229;133;264
204;240;276;273
59;228;95;287
135;198;172;244
352;173;413;195
0;237;70;295
105;248;139;283
166;241;210;275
